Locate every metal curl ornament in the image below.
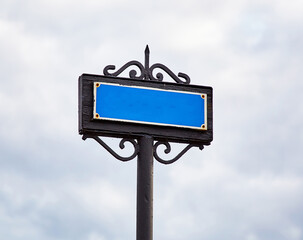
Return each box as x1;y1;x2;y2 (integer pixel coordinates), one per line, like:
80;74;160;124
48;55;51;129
103;60;144;79
82;134;139;161
103;45;191;84
153;141;204;164
149;63;190;84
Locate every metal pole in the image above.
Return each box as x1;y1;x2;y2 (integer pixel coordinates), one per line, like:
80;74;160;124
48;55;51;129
137;135;153;240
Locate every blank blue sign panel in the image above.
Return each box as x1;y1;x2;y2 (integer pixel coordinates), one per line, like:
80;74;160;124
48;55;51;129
94;83;207;130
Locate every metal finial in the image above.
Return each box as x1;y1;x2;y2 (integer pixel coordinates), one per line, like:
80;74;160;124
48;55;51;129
145;45;150;55
144;45;150;80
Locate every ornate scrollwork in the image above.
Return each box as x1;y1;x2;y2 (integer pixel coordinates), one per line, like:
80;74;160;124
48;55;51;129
103;61;145;79
103;45;191;84
149;63;190;84
153;141;204;164
82;134;139;161
82;134;204;163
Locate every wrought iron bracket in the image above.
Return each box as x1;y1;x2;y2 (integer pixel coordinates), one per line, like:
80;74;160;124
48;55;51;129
82;134;139;161
82;134;203;164
103;45;191;84
153;141;204;164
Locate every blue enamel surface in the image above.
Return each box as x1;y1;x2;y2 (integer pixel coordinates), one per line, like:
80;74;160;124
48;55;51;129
95;84;205;128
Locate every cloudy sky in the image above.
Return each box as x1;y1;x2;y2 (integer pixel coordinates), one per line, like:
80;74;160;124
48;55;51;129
1;0;303;239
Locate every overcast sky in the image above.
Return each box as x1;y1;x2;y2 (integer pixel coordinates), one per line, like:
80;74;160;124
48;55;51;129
1;0;303;240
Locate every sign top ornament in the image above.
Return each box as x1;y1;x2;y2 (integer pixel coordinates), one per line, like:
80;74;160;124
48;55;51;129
103;45;191;84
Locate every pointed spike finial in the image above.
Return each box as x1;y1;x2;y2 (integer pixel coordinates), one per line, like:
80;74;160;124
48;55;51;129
145;45;150;55
144;45;150;80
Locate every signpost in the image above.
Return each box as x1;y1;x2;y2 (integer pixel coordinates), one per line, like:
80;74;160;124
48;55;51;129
78;46;213;240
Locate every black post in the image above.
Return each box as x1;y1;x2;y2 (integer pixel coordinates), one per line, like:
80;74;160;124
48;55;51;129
137;135;154;240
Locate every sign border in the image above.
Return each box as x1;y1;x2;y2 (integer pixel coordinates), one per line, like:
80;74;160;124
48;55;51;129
93;82;208;130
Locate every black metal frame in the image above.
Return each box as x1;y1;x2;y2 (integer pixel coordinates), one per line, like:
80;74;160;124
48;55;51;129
79;75;213;145
79;46;213;240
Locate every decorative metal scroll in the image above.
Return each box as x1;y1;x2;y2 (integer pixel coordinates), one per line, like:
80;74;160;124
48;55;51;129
82;134;203;163
82;134;139;161
103;61;145;80
103;45;190;84
153;141;204;164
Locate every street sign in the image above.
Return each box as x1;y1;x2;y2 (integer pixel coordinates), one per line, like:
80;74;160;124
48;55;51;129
79;74;213;145
93;82;207;130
